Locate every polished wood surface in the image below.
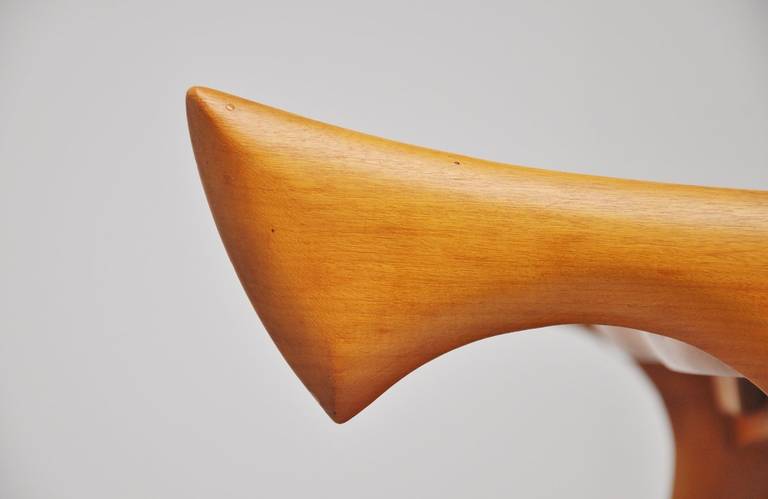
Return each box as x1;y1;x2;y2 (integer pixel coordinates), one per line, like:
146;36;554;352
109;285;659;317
186;86;768;425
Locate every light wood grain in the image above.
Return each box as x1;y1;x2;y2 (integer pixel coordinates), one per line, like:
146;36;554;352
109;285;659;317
186;86;768;424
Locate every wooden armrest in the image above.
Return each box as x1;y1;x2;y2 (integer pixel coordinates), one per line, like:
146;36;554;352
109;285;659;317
186;86;768;424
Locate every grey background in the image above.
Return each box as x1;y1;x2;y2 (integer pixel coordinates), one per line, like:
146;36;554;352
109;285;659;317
1;1;766;498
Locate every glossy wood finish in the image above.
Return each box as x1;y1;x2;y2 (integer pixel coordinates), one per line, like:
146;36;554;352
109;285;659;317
186;86;768;425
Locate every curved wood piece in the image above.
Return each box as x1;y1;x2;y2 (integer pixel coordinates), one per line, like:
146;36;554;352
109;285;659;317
641;364;768;498
186;86;768;423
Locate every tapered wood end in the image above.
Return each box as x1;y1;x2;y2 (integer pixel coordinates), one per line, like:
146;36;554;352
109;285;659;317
186;86;414;423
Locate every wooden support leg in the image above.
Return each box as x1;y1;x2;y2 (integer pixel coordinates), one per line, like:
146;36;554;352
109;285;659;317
641;364;768;499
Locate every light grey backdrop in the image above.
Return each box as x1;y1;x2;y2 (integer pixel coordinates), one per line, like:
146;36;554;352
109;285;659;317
1;1;766;498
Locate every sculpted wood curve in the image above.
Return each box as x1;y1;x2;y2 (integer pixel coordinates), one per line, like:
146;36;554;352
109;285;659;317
187;86;768;496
